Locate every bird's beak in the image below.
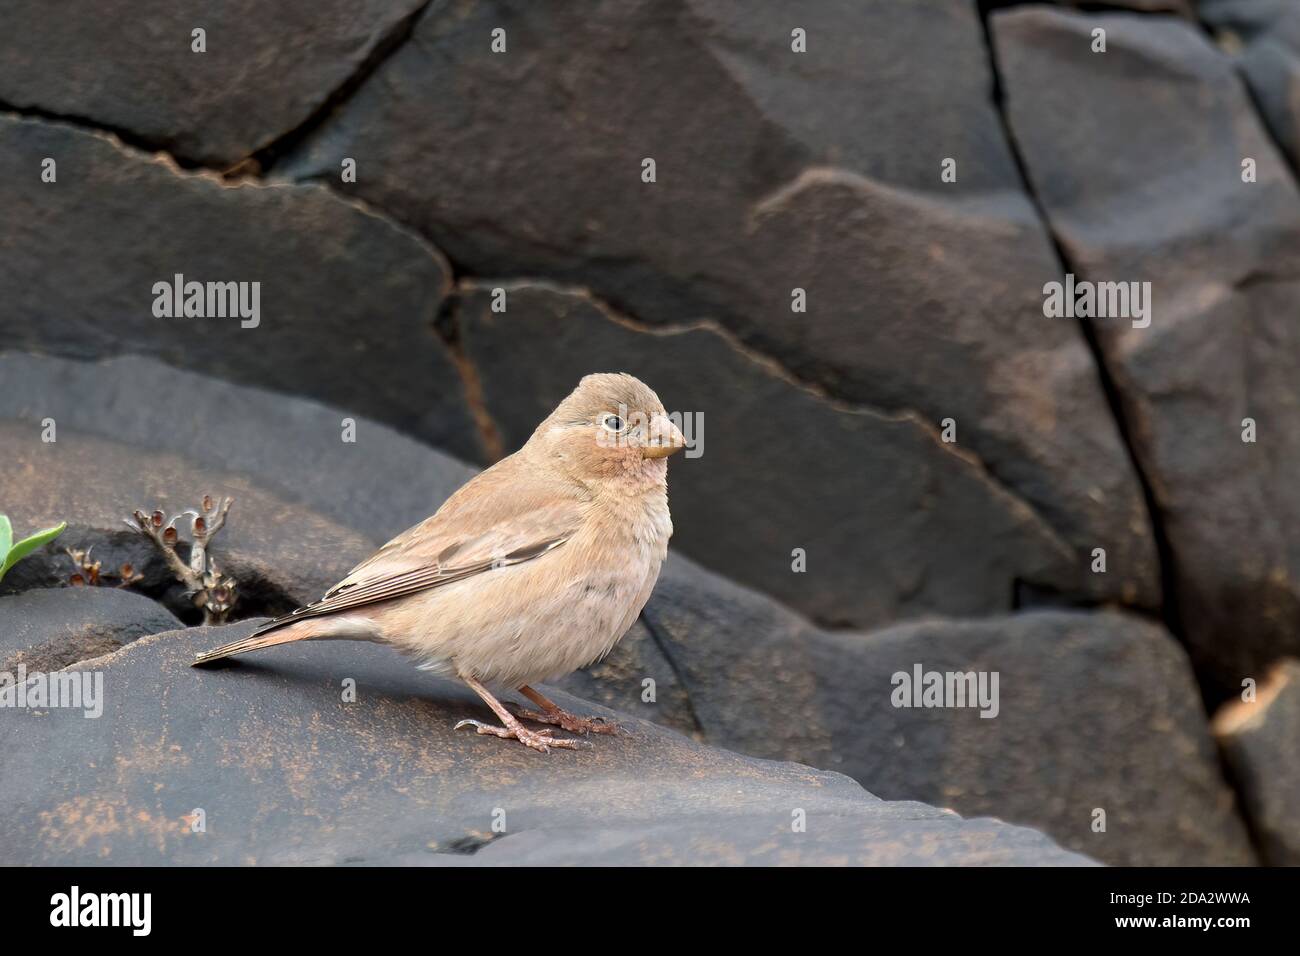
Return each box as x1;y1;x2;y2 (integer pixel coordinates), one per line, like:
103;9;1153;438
642;414;687;459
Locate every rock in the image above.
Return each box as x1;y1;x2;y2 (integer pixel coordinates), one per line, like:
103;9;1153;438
734;171;1158;613
0;419;375;620
605;555;1256;866
0;0;428;165
1200;0;1300;171
0;352;476;542
0;620;1094;865
282;0;1158;613
1200;0;1293;27
550;619;702;739
1054;0;1194;13
992;7;1300;700
455;281;1076;629
0;587;180;672
0;115;474;455
1213;658;1300;864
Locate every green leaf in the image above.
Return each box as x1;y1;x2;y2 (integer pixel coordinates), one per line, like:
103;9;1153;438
0;521;66;583
0;515;11;565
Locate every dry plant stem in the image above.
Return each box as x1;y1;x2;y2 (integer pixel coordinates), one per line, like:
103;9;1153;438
189;494;232;575
65;547;143;588
135;517;197;585
126;496;236;624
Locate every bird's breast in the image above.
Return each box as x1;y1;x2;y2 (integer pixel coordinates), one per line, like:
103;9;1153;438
387;491;673;687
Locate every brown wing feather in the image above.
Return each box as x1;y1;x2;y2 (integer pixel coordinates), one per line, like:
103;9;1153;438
250;451;586;638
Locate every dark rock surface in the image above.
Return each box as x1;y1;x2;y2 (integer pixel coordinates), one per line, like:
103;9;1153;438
0;0;429;166
993;7;1300;700
282;0;1159;616
0;420;374;619
0;352;475;542
0;115;474;455
581;555;1257;866
1054;0;1194;12
0;586;180;672
456;281;1076;628
1201;1;1300;172
1213;658;1300;865
0;621;1095;865
550;618;702;739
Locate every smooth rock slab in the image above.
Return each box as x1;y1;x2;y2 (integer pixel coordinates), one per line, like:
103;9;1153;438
609;556;1257;866
1200;0;1300;170
0;352;475;542
737;171;1158;611
993;7;1300;699
0;587;180;673
0;0;429;165
0;621;1094;865
1213;658;1300;864
0;115;474;455
1053;0;1193;12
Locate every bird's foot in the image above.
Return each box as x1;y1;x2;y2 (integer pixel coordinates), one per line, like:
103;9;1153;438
514;707;620;736
454;718;586;753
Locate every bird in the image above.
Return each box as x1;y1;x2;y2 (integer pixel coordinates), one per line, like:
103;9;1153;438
192;373;686;752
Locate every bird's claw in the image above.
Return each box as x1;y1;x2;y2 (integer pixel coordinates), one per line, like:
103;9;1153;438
512;706;621;736
454;718;586;752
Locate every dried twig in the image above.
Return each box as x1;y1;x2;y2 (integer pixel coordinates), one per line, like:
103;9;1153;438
125;495;237;624
66;546;143;588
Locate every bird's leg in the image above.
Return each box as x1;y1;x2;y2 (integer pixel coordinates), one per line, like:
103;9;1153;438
513;684;620;736
455;676;584;752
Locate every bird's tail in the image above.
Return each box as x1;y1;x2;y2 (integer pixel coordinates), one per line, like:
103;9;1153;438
191;619;311;666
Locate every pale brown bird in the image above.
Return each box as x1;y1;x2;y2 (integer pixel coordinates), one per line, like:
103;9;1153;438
193;373;686;752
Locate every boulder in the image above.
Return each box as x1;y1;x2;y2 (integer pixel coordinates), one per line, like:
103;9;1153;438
1213;658;1300;864
0;0;428;165
579;554;1258;866
993;7;1300;700
0;586;180;672
1052;0;1194;12
0;115;475;455
0;620;1094;865
1200;0;1300;171
282;0;1158;615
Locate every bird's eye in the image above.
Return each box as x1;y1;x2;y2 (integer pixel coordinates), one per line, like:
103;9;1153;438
601;414;625;433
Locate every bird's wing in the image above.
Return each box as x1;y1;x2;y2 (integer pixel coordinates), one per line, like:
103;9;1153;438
252;458;586;635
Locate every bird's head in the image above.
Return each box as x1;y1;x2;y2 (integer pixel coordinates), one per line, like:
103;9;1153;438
533;373;686;490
